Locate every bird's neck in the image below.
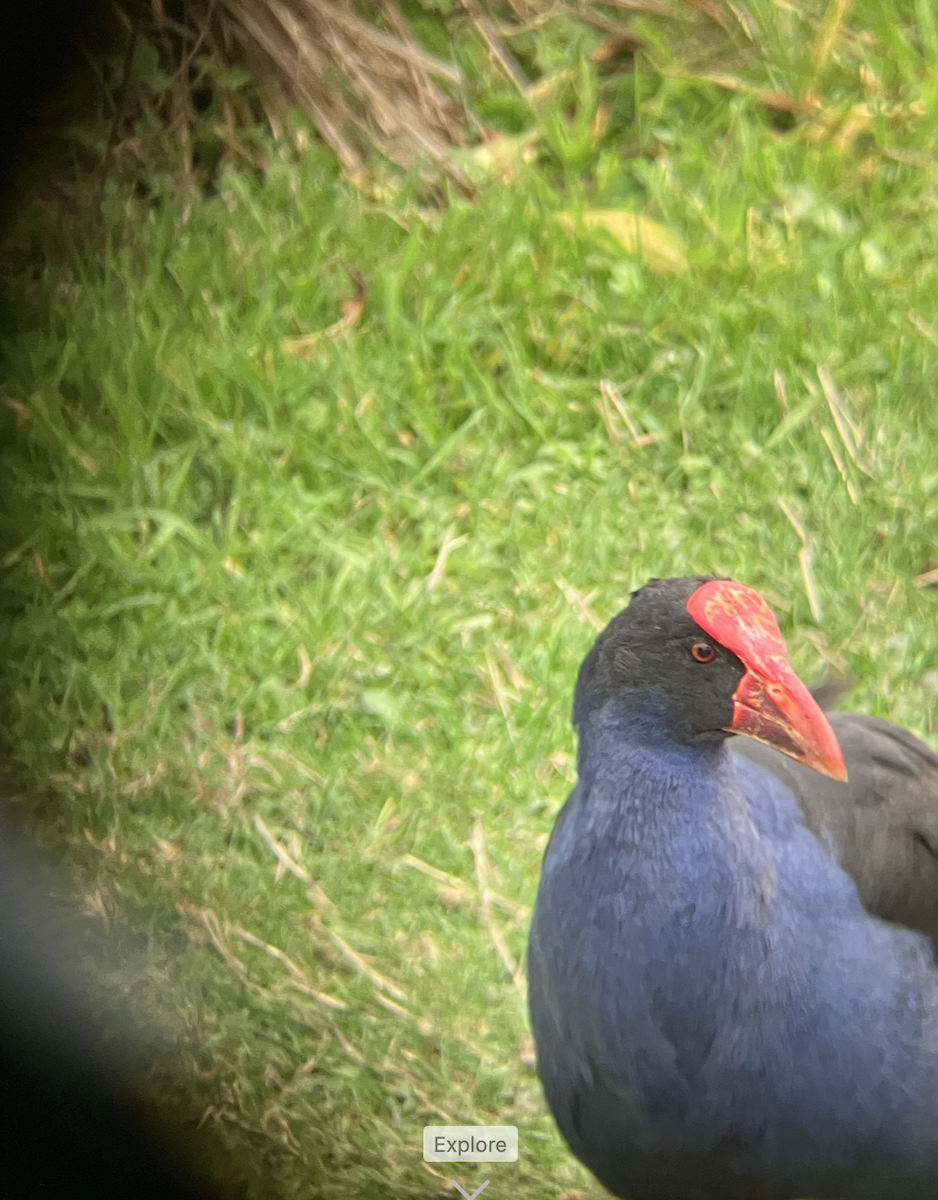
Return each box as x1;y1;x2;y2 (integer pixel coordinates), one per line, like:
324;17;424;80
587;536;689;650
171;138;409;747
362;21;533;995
574;696;777;923
576;692;729;802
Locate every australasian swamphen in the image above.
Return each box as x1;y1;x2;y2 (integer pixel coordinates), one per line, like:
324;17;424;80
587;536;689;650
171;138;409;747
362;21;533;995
528;575;938;1200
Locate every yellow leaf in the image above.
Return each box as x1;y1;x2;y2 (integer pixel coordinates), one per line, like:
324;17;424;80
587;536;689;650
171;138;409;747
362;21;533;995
558;209;688;273
451;131;540;184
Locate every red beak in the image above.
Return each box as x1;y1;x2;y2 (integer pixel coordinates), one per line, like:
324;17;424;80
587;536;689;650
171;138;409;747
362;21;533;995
687;580;847;782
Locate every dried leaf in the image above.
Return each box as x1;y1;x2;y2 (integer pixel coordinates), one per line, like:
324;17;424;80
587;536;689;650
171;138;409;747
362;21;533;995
558;210;688;273
3;397;31;423
282;274;366;356
34;553;54;592
451;131;540;184
683;71;804;114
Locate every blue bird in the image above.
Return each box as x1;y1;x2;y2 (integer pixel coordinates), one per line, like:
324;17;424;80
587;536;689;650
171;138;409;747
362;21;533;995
528;576;938;1200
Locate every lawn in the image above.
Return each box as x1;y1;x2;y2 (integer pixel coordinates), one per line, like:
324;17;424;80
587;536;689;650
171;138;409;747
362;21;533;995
2;0;938;1196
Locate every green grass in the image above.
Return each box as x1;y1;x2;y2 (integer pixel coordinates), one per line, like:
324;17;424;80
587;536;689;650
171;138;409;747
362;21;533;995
3;0;938;1196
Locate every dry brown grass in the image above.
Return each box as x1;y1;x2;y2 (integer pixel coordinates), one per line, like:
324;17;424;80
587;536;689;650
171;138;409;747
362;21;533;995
209;0;470;177
17;0;876;216
66;0;692;193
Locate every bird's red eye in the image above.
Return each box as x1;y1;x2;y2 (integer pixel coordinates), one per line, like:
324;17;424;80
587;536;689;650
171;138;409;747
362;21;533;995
690;642;717;664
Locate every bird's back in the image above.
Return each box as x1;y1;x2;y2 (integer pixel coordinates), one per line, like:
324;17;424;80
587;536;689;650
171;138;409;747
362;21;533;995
730;712;938;949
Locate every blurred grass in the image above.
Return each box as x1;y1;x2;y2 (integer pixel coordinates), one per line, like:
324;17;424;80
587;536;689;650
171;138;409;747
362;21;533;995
3;0;938;1196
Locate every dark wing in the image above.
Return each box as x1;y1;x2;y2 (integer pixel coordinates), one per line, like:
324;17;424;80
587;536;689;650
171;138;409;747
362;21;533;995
729;713;938;950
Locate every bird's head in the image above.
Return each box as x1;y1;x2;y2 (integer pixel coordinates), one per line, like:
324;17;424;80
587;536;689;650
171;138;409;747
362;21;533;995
573;575;846;782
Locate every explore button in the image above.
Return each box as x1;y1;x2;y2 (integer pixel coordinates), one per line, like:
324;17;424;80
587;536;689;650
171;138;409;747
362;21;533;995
423;1126;518;1162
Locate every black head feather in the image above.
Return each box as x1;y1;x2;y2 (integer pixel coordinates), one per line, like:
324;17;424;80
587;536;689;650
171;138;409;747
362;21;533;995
572;576;747;746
